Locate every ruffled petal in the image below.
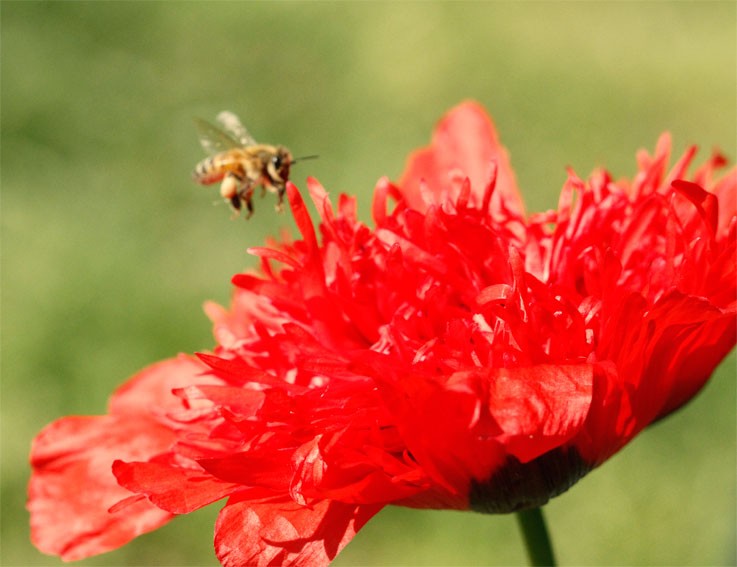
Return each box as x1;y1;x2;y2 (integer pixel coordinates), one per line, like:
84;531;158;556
214;495;382;567
488;364;594;462
399;101;524;217
28;415;174;560
109;354;216;416
29;356;218;560
113;460;239;514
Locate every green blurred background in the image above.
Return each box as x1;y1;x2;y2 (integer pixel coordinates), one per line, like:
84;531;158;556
2;2;735;565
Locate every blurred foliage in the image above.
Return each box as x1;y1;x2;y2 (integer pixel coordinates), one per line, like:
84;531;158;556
2;2;735;566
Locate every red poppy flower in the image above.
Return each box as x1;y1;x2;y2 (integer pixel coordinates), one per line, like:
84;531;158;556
29;102;736;565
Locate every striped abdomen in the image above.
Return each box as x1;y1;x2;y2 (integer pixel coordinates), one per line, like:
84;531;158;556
192;150;249;185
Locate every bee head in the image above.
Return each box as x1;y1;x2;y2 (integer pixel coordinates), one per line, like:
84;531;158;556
266;146;292;186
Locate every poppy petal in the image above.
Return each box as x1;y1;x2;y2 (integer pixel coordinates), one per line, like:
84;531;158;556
214;495;382;567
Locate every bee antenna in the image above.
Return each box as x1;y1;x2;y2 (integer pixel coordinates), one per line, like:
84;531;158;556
292;155;319;164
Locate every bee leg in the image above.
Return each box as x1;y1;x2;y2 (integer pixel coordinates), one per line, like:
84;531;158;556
238;184;255;219
275;184;286;212
220;174;244;217
229;194;242;218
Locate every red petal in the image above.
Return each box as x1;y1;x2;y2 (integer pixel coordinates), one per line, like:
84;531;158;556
399;101;524;217
197;449;295;491
637;292;736;421
113;460;238;514
214;495;382;567
248;246;301;269
672;179;719;236
109;355;215;416
712;166;737;236
28;415;174;561
488;364;595;462
286;181;327;300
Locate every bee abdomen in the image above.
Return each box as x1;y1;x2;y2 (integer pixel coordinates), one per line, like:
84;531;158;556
192;153;248;185
192;157;210;181
192;156;226;185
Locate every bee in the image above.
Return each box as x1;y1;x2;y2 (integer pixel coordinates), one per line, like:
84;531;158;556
192;111;312;218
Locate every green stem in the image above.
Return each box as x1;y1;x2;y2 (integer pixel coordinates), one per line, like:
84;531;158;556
515;508;556;567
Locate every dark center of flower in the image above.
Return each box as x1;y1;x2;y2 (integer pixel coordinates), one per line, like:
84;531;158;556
469;447;592;514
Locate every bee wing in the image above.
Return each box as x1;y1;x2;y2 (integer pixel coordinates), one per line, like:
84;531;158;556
216;111;257;147
194;117;244;155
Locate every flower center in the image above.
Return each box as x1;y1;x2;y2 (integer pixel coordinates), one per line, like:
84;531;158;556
469;447;592;514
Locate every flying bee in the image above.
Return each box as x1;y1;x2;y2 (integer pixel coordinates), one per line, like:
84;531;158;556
192;111;314;218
